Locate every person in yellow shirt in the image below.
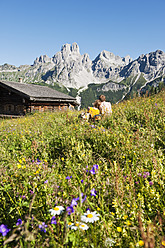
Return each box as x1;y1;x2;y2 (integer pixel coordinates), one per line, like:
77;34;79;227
88;100;101;121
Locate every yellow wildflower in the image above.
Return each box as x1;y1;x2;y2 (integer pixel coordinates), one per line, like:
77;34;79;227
138;240;144;246
162;241;165;246
117;227;122;232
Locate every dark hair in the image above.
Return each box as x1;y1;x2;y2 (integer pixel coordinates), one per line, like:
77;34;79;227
99;95;106;102
93;99;101;109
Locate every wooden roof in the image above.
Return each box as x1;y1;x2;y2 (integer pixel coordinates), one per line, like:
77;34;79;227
0;80;78;104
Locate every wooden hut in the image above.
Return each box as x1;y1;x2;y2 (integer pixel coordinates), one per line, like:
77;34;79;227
0;80;78;116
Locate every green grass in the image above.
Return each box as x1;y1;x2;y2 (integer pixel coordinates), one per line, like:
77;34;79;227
0;91;165;247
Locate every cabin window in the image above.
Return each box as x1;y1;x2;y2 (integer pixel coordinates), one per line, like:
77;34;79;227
4;104;15;113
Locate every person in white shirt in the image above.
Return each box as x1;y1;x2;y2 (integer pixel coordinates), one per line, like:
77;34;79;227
99;95;112;115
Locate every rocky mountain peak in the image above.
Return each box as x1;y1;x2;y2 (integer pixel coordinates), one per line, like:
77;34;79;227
33;55;52;65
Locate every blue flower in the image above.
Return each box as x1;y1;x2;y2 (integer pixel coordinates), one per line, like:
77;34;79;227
39;222;47;232
16;218;22;226
93;164;99;170
81;179;84;183
65;176;72;180
0;224;10;236
91;188;97;197
82;195;87;203
66;206;74;215
71;198;78;207
51;216;57;224
89;167;96;175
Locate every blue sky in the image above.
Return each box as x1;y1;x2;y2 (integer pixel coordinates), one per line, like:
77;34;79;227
1;0;165;66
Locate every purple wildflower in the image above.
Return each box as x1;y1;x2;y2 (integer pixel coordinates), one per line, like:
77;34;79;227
89;167;96;175
137;173;142;177
82;195;87;203
16;219;22;226
71;198;78;207
149;181;153;186
65;176;72;180
81;179;84;183
135;181;139;184
93;164;99;170
66;206;74;215
39;222;47;232
44;180;48;184
0;224;10;236
51;216;57;224
91;188;97;197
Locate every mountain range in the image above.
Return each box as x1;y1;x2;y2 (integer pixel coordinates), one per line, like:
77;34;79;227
0;42;165;108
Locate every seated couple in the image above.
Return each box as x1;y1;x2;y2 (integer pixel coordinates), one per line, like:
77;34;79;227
88;95;112;120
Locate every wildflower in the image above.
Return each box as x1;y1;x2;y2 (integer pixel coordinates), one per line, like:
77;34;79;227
82;194;87;203
123;215;128;220
117;227;122;232
71;198;78;207
124;220;131;226
51;216;57;224
49;206;64;215
81;179;84;183
93;164;99;170
79;223;89;230
65;176;72;180
67;222;74;228
81;210;100;223
39;222;47;232
91;188;97;197
44;180;48;184
105;238;115;246
138;173;142;177
66;206;74;215
138;240;144;246
71;222;80;230
16;218;22;226
149;181;153;186
89;167;96;175
162;241;165;246
0;224;10;236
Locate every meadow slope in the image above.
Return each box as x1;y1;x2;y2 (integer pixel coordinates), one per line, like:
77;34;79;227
0;91;165;247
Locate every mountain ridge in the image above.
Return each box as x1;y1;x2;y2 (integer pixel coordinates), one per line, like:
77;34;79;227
0;43;164;108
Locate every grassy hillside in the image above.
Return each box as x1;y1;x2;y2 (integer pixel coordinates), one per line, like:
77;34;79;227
0;91;165;247
80;82;127;108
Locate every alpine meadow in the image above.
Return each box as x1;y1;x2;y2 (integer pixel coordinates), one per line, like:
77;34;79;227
0;90;165;247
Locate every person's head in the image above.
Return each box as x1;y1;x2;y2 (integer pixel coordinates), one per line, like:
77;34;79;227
93;99;101;109
99;95;106;102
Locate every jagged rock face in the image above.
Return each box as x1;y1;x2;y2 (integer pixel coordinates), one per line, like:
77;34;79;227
120;50;165;81
0;43;164;94
92;50;132;82
50;42;95;88
101;82;126;92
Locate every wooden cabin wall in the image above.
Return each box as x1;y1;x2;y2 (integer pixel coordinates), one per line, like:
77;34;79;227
0;86;26;115
29;102;70;113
